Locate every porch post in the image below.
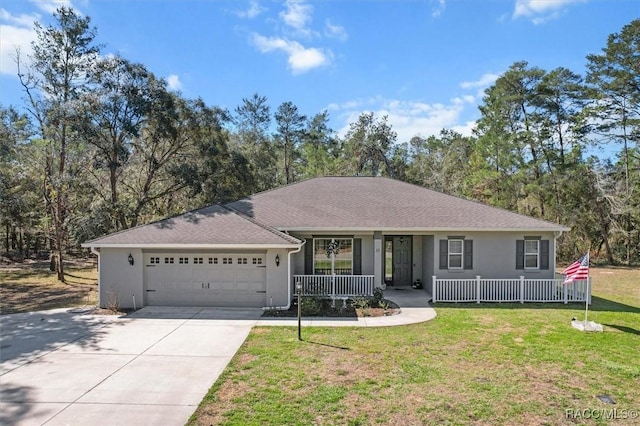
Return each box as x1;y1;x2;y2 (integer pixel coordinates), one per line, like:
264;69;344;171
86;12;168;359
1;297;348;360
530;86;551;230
432;275;437;303
373;232;383;289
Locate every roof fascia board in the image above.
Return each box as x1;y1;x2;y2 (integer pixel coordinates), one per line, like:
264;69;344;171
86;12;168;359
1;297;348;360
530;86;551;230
82;243;302;249
277;227;571;233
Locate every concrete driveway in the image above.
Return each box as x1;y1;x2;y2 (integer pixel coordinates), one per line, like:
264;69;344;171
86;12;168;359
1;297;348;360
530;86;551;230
0;307;262;426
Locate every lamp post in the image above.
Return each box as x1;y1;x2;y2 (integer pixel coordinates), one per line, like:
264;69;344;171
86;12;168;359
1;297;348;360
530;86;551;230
296;282;302;341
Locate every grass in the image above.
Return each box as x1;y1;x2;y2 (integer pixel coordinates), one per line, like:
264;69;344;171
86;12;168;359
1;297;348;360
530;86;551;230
0;258;98;314
190;267;640;425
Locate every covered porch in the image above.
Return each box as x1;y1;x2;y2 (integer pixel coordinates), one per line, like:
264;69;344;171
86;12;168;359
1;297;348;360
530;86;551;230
290;233;433;298
289;230;568;302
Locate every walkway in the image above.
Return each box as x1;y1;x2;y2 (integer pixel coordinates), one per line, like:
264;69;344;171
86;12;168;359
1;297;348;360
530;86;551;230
257;287;436;327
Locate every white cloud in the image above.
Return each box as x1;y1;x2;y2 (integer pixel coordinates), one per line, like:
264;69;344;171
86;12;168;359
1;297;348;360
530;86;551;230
513;0;585;23
324;19;347;41
460;73;500;89
252;33;331;74
236;0;265;19
280;0;313;36
0;10;38;76
166;74;182;91
0;9;38;27
330;96;476;142
29;0;73;15
432;0;446;18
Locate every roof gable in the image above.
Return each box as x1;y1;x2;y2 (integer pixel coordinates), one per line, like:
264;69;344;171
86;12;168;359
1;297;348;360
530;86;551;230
227;176;568;231
85;204;300;247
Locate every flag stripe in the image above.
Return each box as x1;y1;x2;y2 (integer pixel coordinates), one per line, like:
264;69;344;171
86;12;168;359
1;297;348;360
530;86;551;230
562;253;589;284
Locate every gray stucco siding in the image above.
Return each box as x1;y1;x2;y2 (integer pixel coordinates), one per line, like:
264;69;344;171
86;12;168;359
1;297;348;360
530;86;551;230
431;231;557;280
99;248;144;309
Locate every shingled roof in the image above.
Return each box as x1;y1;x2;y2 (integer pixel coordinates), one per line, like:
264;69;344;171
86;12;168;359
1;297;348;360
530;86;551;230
86;177;568;247
227;176;569;232
85;204;300;247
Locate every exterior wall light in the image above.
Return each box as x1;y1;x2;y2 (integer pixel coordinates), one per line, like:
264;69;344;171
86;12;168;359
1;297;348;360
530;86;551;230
128;253;134;266
275;254;280;267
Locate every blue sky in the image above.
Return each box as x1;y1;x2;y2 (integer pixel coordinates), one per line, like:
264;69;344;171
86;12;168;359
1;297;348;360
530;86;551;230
1;0;638;142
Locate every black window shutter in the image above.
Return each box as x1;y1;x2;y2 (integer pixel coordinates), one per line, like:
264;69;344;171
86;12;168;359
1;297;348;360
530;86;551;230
540;240;550;270
439;240;448;269
305;239;314;274
463;240;473;270
516;240;525;270
353;238;362;275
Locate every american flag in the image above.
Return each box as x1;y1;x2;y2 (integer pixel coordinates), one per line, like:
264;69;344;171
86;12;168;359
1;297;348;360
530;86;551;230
562;253;589;284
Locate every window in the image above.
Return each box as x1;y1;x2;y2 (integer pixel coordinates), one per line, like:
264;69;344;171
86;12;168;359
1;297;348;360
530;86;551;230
223;257;232;265
194;257;203;264
164;257;174;264
385;240;393;282
237;258;247;264
150;257;160;264
448;239;463;269
179;257;189;264
313;238;353;275
516;239;549;270
439;238;473;270
525;240;539;269
252;257;263;265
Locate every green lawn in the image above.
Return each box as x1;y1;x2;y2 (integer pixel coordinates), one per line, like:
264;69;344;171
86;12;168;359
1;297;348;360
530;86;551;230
190;267;640;425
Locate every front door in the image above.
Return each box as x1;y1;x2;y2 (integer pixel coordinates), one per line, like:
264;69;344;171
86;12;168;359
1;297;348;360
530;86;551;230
393;236;412;286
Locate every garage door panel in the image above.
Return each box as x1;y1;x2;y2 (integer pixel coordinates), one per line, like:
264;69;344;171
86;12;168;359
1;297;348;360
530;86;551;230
145;253;266;307
193;267;208;280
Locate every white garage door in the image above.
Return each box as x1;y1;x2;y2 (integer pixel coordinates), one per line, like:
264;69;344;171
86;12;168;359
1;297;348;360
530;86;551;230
144;253;267;307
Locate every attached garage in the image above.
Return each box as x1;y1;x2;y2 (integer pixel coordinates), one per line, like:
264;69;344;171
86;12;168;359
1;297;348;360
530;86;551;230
144;253;267;307
84;204;301;310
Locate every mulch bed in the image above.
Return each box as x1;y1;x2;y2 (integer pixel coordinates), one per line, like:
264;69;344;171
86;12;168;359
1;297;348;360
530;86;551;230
262;298;400;318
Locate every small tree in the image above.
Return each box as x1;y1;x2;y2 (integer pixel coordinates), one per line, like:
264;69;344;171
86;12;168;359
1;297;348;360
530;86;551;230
17;7;101;280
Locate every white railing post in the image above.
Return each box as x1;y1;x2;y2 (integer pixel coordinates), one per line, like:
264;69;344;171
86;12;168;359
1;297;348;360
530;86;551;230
332;274;335;300
564;280;568;304
432;276;437;303
476;275;481;304
520;276;525;304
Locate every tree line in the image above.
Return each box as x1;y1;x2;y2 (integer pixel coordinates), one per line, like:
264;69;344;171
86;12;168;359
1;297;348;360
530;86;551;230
1;8;638;281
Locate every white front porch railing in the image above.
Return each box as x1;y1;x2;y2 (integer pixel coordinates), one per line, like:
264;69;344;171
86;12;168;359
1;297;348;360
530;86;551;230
432;275;591;304
293;275;375;297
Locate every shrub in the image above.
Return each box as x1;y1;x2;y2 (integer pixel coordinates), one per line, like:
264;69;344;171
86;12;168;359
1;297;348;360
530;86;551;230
351;297;370;310
377;299;390;310
301;296;324;316
373;288;384;303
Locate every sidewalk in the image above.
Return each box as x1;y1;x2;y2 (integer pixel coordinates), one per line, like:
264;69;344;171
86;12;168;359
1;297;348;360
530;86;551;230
256;287;436;327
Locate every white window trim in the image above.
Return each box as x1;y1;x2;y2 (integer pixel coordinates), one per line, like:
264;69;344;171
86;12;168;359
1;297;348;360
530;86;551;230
448;239;464;270
313;238;354;275
524;240;540;270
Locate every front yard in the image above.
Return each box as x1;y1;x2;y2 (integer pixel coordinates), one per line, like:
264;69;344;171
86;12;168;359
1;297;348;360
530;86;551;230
0;257;97;314
1;260;638;424
190;267;640;425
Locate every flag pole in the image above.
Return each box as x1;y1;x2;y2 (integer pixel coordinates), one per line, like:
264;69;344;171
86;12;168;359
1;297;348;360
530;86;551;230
583;253;590;327
584;277;591;327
